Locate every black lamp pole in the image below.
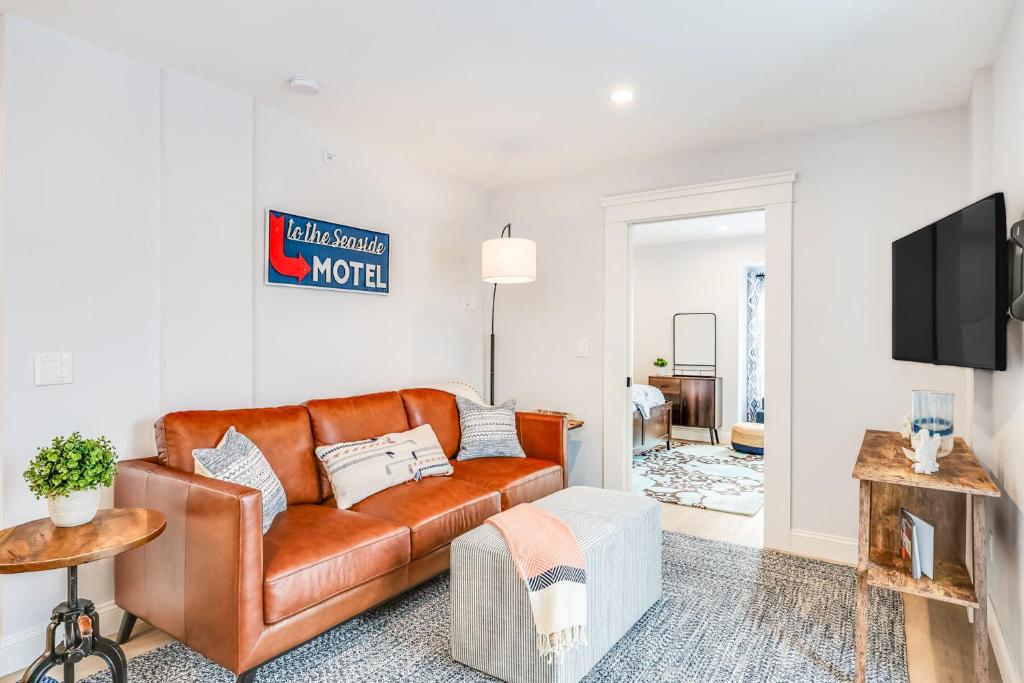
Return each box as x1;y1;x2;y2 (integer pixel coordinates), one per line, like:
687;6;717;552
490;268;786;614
489;223;512;405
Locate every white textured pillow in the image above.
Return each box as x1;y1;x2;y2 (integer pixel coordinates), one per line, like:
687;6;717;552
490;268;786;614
193;427;287;534
316;424;453;510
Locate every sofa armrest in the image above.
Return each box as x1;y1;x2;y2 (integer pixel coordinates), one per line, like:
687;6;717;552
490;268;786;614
114;458;265;674
515;412;568;487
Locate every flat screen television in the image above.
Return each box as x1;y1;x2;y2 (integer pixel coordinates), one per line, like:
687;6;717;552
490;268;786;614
892;193;1007;370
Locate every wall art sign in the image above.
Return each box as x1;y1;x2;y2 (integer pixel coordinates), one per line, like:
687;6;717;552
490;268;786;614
265;210;390;294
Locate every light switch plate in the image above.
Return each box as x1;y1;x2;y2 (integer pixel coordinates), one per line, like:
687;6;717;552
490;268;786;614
34;352;74;386
576;339;589;358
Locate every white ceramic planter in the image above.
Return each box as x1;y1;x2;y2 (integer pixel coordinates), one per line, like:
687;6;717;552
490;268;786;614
656;367;671;377
47;488;101;527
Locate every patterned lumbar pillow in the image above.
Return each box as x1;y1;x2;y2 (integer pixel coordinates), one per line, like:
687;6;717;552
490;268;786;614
455;396;526;460
316;423;453;510
193;427;287;534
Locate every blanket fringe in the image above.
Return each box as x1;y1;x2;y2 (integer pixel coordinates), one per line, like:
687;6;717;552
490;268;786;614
537;624;588;663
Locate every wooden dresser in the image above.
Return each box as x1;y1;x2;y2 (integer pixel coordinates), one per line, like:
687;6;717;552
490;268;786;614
648;375;723;443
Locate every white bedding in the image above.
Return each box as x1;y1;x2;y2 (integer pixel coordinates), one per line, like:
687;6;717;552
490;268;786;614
631;383;666;419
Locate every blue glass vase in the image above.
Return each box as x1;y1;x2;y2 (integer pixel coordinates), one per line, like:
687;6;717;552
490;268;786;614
911;390;954;457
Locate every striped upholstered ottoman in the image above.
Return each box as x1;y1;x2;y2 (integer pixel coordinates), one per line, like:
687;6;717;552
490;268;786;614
450;486;661;683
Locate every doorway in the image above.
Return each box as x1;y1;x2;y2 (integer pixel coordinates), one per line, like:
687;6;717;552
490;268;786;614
629;211;766;542
601;172;795;552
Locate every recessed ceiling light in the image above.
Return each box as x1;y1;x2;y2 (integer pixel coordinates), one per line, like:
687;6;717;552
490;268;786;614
288;75;320;95
610;88;634;104
718;224;730;232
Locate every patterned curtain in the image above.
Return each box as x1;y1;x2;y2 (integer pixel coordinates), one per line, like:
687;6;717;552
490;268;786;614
745;271;766;423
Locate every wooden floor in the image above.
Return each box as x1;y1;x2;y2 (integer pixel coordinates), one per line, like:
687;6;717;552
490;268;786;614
1;500;1000;683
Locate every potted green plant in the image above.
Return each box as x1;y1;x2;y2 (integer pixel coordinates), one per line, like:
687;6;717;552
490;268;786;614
653;357;670;377
23;432;117;527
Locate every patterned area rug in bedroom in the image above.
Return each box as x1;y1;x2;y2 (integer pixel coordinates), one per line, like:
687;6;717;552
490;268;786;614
56;532;907;683
633;442;764;515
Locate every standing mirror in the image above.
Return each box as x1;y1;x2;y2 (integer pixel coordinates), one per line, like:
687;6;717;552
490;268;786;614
673;313;717;376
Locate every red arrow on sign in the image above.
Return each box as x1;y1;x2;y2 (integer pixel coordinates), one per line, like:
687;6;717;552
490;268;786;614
269;213;311;282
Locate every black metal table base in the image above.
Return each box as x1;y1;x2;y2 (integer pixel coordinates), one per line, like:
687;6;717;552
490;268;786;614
20;566;127;683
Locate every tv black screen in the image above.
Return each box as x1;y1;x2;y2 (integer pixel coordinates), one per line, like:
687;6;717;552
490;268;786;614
891;193;1006;370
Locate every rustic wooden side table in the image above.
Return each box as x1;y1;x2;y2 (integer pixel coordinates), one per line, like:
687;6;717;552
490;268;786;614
0;508;166;683
851;430;1000;683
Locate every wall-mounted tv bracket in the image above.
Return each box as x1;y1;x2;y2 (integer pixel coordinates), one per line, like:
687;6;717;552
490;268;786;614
1009;218;1024;321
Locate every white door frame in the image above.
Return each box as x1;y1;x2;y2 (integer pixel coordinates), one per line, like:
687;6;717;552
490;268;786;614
601;171;795;552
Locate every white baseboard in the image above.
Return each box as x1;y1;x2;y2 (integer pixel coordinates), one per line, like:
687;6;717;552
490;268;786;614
990;598;1022;683
0;600;124;677
789;528;858;565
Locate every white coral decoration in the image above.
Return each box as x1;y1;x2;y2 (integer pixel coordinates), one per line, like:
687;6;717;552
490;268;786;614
898;413;912;440
912;428;941;474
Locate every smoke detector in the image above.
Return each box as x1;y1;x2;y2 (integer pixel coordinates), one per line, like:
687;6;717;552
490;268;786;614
288;75;320;95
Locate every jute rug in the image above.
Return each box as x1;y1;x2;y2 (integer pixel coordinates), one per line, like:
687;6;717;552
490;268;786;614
632;442;764;515
59;532;906;682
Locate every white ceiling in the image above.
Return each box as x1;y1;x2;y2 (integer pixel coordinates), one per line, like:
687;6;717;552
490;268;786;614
633;210;765;246
1;0;1012;188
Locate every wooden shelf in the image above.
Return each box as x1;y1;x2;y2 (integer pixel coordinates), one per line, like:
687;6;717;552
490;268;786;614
866;549;978;608
852;429;999;682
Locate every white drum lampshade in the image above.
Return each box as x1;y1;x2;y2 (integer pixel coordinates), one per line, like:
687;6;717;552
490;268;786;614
482;237;536;284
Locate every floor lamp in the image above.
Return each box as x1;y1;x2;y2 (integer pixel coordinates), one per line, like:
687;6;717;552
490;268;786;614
482;224;536;405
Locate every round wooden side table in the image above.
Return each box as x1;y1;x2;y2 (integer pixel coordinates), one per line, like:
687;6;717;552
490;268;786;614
0;508;166;683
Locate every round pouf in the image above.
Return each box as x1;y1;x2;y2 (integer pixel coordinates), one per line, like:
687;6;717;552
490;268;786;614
731;422;764;455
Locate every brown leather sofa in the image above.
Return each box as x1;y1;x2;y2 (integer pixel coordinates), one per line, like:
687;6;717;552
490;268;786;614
113;388;567;682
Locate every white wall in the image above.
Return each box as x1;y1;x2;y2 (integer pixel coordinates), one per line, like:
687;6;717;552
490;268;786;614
972;0;1024;677
489;107;970;546
253;106;487;404
0;10;161;648
632;235;765;437
0;14;488;673
161;69;254;412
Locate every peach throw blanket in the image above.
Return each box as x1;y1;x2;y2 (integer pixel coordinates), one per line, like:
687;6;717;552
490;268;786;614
486;503;587;660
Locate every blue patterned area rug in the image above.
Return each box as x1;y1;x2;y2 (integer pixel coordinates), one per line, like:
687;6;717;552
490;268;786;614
633;442;764;516
57;533;906;682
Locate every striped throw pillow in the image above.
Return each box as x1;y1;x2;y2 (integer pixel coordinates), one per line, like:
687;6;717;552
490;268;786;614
455;396;526;460
317;424;453;510
193;427;287;534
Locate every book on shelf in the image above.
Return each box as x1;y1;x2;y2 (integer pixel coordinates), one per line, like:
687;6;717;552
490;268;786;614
899;508;935;580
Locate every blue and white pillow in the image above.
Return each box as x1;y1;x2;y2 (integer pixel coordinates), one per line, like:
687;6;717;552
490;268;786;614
455;397;526;460
193;427;287;534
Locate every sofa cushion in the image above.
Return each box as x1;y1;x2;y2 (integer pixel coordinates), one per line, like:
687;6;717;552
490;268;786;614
317;424;453;509
193;427;288;533
399;388;461;457
350;478;500;559
455;397;526;460
451;457;563;509
307;392;411;445
262;505;410;624
307;392;411;499
155;405;321;505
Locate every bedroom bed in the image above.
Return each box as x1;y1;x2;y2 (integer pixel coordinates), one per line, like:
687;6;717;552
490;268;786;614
632;383;672;454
